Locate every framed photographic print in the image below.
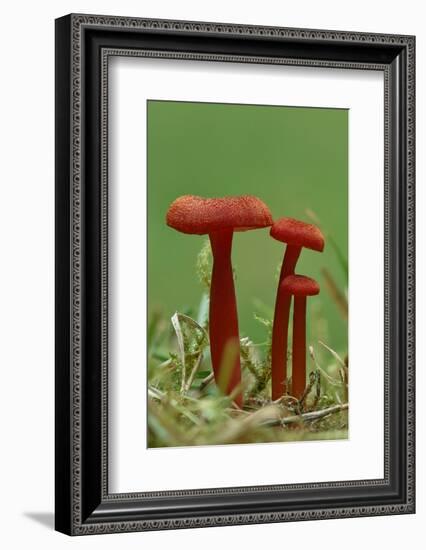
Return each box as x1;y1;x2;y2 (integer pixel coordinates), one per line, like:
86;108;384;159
55;14;415;535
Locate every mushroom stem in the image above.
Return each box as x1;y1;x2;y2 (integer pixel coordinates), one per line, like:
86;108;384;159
209;230;242;407
280;245;301;282
271;245;301;400
271;291;291;400
292;295;307;400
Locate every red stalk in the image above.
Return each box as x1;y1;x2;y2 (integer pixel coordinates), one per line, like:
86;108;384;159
209;230;242;407
271;245;301;400
292;295;306;399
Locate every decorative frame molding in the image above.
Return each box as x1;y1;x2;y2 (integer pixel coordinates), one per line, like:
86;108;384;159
55;14;415;535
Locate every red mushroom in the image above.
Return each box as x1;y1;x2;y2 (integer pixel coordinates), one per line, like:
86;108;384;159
166;195;272;407
270;218;324;400
280;275;320;399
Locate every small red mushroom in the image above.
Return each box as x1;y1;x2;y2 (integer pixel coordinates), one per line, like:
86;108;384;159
166;195;272;407
280;275;320;399
270;218;324;400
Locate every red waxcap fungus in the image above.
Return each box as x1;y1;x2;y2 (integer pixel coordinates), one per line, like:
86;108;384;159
281;274;320;297
166;195;273;235
270;217;325;252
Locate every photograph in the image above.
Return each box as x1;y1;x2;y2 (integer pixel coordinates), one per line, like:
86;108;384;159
53;12;415;536
147;99;349;448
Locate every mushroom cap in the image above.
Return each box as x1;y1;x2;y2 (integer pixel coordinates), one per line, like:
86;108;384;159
270;217;324;252
281;274;320;296
166;195;273;235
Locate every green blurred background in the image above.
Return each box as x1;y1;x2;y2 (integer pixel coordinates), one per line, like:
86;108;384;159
147;100;348;355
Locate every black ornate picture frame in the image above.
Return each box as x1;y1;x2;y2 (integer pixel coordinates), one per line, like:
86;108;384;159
55;13;415;535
